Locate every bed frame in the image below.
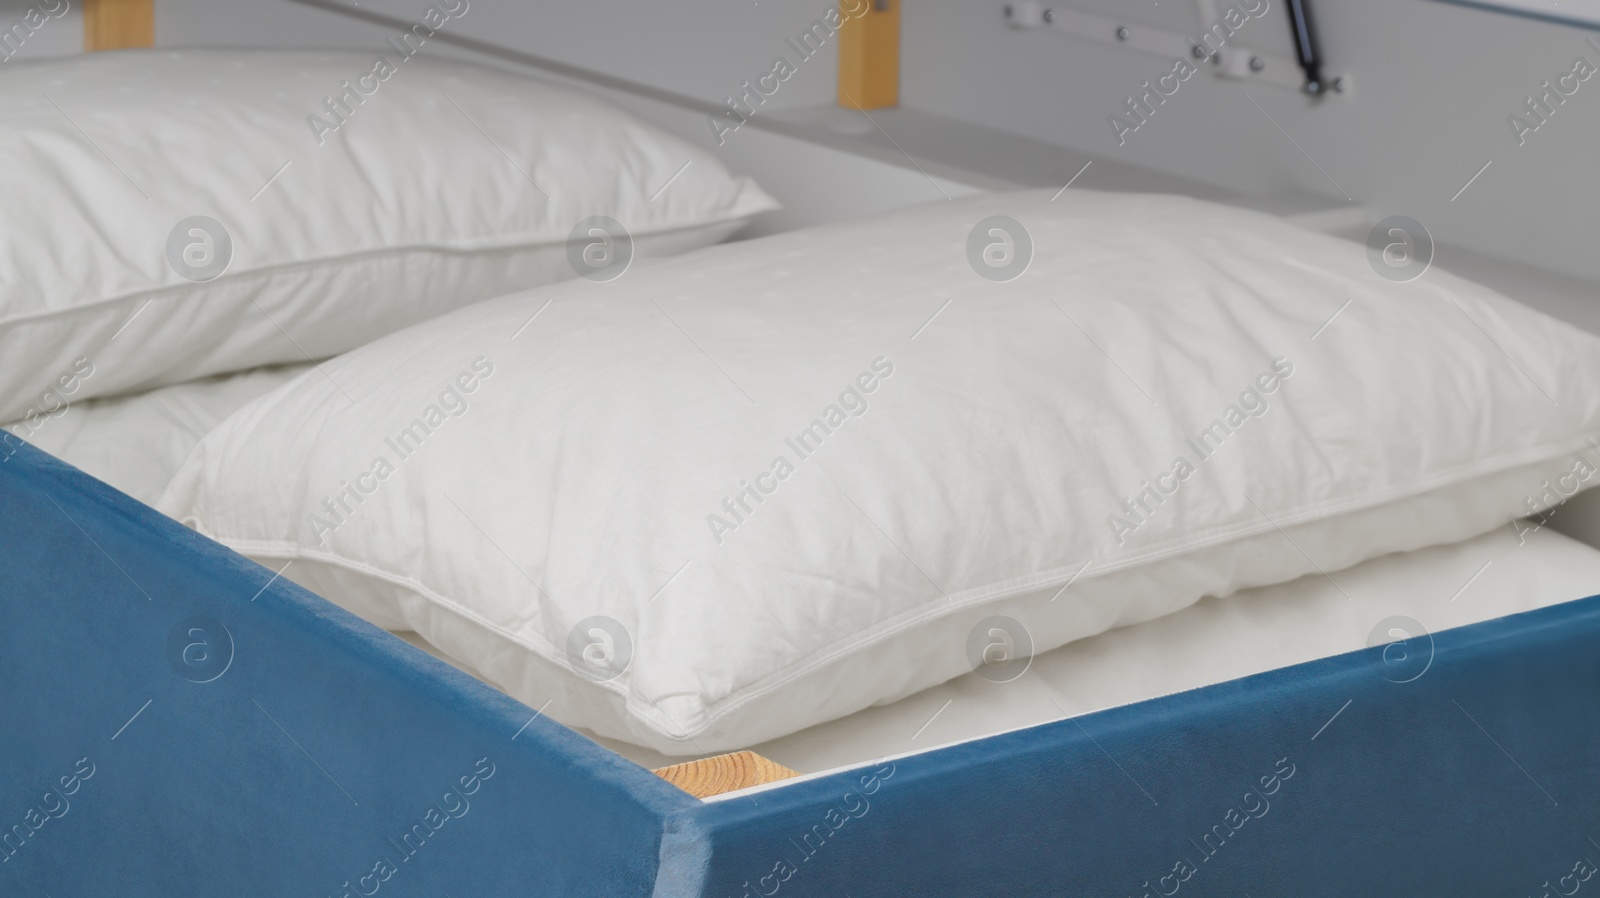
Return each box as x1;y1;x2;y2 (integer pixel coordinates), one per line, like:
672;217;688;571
82;0;152;51
40;6;1600;893
8;434;1600;895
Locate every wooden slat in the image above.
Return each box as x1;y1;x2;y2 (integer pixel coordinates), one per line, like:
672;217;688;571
653;750;800;799
83;0;154;52
838;0;900;110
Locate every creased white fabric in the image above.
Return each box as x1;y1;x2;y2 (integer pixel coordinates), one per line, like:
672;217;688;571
0;49;775;421
161;190;1600;753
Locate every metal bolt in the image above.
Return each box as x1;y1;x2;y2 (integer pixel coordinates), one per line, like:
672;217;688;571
1333;76;1346;93
1249;56;1265;71
1191;44;1207;59
1305;79;1322;95
1115;25;1130;40
1042;7;1055;23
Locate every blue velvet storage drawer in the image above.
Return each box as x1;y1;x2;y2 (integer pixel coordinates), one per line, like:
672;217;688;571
5;438;1599;897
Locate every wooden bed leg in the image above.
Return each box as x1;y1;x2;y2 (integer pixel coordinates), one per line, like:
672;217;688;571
838;0;900;110
653;750;801;799
83;0;154;52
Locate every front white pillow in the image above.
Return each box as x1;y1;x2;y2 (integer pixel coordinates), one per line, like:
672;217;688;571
0;49;774;422
160;190;1600;754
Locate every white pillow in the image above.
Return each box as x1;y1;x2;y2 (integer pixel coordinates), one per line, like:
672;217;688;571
0;49;775;423
2;363;313;505
159;190;1600;754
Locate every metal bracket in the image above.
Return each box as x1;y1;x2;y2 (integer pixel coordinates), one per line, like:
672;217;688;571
1003;0;1346;97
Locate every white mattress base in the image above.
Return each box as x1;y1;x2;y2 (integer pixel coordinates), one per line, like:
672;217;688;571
573;523;1600;774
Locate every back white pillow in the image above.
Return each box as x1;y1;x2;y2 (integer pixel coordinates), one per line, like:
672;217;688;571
160;190;1600;754
0;49;774;422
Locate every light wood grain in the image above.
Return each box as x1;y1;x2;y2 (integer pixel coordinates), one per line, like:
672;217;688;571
654;751;801;799
838;0;900;110
83;0;154;52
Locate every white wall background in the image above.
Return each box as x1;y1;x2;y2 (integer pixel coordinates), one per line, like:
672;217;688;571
149;0;1600;283
154;0;840;112
902;0;1600;284
0;0;83;61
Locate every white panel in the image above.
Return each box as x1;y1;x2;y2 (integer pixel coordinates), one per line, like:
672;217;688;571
901;0;1600;284
1437;0;1600;27
152;0;1600;289
158;0;840;111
